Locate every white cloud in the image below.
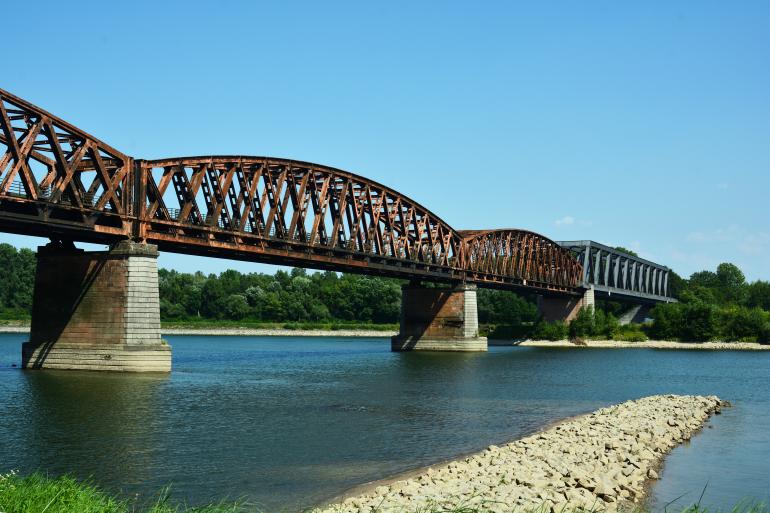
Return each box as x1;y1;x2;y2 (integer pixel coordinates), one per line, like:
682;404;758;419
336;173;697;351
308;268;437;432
685;225;768;254
554;216;575;226
674;225;770;280
738;232;770;256
686;225;741;243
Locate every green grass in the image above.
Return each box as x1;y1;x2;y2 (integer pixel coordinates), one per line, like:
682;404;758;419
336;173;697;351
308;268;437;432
2;472;767;513
0;308;31;322
0;318;30;326
0;472;248;513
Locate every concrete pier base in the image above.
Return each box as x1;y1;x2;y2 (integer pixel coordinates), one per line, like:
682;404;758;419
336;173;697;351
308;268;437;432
618;304;653;325
537;286;595;322
391;283;487;352
22;240;170;372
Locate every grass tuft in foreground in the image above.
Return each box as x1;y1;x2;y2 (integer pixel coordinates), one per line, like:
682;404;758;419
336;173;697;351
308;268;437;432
0;471;248;513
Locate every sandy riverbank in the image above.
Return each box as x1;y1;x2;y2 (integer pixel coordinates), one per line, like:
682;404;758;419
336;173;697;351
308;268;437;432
0;326;397;337
162;328;397;337
314;395;726;513
510;339;770;350
3;325;767;348
0;326;28;334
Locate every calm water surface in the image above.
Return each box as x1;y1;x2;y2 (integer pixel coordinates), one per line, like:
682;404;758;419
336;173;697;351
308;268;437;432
0;334;768;510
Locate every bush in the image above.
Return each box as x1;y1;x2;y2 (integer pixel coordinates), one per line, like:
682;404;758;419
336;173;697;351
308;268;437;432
594;309;619;339
569;306;595;339
531;320;568;341
612;324;649;342
649;301;720;341
681;301;720;341
720;307;770;342
160;300;187;319
649;303;684;340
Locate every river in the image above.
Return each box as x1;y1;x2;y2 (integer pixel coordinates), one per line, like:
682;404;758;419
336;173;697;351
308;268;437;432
0;334;768;511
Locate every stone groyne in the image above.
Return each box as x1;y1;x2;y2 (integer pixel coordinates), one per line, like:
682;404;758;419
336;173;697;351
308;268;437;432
317;395;726;513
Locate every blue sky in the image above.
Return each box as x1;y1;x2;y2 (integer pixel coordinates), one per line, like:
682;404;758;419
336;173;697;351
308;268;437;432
3;1;769;280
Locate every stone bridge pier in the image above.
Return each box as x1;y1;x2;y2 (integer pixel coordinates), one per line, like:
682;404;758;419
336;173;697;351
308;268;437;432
537;287;595;323
391;283;488;352
21;240;171;372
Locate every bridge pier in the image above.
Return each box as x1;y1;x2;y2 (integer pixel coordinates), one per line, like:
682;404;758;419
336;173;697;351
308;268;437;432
537;286;595;323
21;240;171;372
391;283;487;352
618;304;653;325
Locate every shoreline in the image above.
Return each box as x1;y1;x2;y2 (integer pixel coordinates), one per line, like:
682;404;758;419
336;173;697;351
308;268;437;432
322;411;590;507
314;395;726;513
0;326;397;337
3;325;767;349
510;339;770;351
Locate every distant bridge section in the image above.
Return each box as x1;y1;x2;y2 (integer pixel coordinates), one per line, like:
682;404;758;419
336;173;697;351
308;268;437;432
557;240;674;304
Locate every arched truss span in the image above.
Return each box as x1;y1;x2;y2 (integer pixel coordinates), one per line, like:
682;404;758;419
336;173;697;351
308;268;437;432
138;156;466;282
0;88;132;237
0;88;583;293
458;229;583;290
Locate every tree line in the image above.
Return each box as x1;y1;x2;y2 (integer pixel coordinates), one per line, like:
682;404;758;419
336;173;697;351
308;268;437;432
645;263;770;342
0;242;768;342
0;243;537;327
532;262;770;343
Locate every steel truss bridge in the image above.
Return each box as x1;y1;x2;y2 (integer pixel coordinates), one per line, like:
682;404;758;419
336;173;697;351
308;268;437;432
0;87;672;301
557;241;673;303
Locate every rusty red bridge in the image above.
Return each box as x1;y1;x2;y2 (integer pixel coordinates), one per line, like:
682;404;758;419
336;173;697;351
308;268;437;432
0;88;673;372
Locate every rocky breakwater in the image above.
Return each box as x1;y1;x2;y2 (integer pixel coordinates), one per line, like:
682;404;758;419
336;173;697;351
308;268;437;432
317;395;726;513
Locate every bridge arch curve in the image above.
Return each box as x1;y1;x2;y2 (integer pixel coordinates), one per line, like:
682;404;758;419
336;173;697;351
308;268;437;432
139;156;465;281
0;87;582;293
458;229;582;290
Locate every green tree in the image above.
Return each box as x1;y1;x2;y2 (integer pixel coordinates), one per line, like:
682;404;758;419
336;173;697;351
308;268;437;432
200;278;226;318
221;294;250;320
0;244;36;317
613;247;639;257
715;263;748;304
667;271;687;299
477;290;538;325
680;302;720;341
747;281;770;310
649;303;684;340
569;306;595;339
689;270;718;288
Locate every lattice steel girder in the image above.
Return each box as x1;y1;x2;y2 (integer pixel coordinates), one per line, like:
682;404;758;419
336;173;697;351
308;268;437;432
557;240;673;301
0;88;132;238
458;229;583;290
0;87;585;294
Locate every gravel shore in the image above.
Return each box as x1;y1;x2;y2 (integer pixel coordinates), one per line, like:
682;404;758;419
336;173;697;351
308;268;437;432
316;395;726;513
